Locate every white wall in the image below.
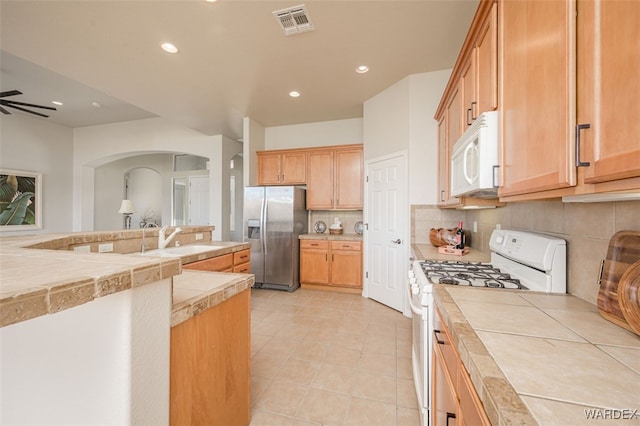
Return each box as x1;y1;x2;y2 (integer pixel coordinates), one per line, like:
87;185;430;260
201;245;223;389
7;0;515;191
265;118;363;150
73;117;241;239
408;70;451;205
0;114;74;234
94;154;173;231
0;279;172;425
363;70;451;204
243;118;265;187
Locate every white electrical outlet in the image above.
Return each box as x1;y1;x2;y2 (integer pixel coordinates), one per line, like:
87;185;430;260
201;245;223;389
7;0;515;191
98;242;114;253
195;233;204;240
473;221;478;233
496;223;501;230
73;245;91;253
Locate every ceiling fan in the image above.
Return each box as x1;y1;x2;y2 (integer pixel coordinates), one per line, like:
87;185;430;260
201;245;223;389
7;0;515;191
0;90;56;118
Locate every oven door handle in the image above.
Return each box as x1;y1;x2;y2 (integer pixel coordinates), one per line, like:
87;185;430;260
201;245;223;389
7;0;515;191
407;284;423;316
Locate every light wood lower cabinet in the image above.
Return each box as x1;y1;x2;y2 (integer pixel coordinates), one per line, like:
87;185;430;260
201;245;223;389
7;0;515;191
300;240;362;292
170;288;250;426
183;248;251;274
433;306;490;426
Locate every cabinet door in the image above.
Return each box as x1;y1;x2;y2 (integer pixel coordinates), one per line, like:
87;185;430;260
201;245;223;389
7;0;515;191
578;0;640;185
306;150;335;209
330;242;362;288
437;114;449;206
183;254;233;272
433;345;458;426
300;243;330;285
476;2;498;115
335;148;363;209
257;152;282;185
443;91;463;207
500;0;575;197
458;364;490;426
281;151;307;184
461;56;476;129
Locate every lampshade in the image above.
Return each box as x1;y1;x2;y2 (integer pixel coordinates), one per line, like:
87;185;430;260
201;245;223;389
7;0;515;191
118;199;137;214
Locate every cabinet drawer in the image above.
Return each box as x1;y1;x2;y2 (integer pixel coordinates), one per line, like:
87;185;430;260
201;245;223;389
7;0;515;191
233;249;251;265
300;240;329;250
330;241;361;251
233;262;250;274
183;253;233;272
434;307;458;389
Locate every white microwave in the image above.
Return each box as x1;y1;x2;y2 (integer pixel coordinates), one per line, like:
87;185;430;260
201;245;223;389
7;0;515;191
450;111;499;198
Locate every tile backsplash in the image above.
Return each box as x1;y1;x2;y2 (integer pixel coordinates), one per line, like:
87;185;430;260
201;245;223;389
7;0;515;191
412;200;640;304
309;211;363;235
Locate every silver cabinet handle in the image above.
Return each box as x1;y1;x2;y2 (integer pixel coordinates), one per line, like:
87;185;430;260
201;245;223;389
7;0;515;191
576;123;591;167
391;239;402;244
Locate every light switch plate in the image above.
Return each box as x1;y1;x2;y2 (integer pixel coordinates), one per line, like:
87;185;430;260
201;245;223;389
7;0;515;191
98;243;114;253
73;245;91;253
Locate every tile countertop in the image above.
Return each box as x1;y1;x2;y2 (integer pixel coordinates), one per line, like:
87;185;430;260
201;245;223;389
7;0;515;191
0;233;251;328
412;243;491;263
433;285;640;425
299;232;363;241
171;270;254;327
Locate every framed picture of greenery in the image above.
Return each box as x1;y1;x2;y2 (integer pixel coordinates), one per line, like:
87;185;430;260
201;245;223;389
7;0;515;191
0;169;42;231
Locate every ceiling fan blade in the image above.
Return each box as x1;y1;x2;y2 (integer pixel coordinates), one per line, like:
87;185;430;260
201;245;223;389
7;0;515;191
0;90;23;98
0;103;51;118
0;106;10;114
1;99;57;111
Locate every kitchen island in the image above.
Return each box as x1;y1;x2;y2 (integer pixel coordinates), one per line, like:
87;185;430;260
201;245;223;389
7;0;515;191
413;243;640;425
0;228;253;426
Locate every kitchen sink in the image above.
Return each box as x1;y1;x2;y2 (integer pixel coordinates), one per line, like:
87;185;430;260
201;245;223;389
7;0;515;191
139;245;225;257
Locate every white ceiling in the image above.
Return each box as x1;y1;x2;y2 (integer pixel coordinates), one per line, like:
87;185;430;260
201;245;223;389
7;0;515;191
0;0;478;140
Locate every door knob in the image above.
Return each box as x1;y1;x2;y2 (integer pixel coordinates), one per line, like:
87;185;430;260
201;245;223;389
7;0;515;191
391;239;402;244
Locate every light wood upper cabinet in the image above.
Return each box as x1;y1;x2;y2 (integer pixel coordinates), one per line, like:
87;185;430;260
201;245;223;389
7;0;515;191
476;2;498;116
434;0;502;209
499;0;640;201
306;145;363;210
335;148;364;209
498;0;576;197
257;150;306;185
577;0;640;187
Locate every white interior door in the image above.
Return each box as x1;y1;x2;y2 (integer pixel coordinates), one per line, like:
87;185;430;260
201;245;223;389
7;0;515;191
188;176;209;225
365;152;408;312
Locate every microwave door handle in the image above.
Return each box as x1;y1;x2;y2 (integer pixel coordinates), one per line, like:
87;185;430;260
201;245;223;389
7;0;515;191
463;143;475;184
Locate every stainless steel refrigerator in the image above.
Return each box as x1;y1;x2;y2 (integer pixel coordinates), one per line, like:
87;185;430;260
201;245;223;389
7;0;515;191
243;186;307;291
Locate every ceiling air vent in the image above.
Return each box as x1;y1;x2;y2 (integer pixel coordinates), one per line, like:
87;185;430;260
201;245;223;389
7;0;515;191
273;5;314;36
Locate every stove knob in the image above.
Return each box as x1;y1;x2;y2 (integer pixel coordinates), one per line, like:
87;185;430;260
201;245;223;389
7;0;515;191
408;270;415;278
409;277;417;285
411;284;420;295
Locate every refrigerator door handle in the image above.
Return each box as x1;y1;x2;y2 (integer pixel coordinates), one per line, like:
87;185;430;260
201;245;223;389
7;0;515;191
261;196;267;256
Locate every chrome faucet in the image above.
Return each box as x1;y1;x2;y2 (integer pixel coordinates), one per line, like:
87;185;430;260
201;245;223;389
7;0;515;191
158;226;182;249
141;222;159;253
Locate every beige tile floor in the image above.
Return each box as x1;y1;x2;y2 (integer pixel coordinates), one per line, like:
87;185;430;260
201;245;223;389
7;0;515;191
250;288;420;426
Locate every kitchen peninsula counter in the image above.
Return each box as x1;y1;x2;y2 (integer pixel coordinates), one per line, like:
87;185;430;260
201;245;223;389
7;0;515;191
433;285;640;425
0;229;250;328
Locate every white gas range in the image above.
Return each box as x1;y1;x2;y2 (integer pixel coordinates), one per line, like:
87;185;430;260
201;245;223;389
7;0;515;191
408;229;567;426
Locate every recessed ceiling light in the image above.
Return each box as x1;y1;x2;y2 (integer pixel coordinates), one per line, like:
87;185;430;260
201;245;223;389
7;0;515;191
356;65;369;74
205;0;217;2
161;42;179;54
289;91;301;98
52;101;63;106
91;102;102;108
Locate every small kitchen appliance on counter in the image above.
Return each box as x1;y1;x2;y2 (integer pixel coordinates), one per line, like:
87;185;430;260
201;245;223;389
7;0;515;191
408;228;566;426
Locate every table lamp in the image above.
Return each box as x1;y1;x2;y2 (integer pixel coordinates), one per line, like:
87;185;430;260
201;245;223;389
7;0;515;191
118;199;136;229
